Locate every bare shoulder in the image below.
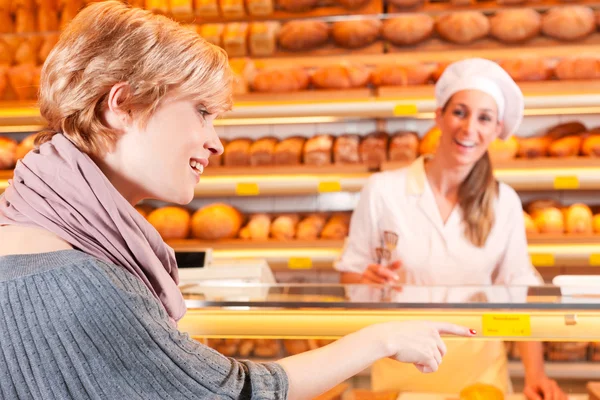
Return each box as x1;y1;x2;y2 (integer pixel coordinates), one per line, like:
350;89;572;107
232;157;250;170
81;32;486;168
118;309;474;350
0;225;72;256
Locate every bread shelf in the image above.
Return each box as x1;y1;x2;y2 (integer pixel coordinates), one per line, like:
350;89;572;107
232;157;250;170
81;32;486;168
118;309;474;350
169;236;600;269
508;361;600;380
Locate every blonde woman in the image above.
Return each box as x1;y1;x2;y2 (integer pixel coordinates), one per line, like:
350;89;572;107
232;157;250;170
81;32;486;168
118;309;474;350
0;2;473;399
337;59;566;400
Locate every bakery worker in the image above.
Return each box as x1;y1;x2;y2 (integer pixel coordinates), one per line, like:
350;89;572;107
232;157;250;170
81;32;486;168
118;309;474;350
336;58;567;400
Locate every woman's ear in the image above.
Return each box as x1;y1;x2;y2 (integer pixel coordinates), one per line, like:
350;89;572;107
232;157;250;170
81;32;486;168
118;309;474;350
104;82;132;130
495;120;505;139
434;107;443;127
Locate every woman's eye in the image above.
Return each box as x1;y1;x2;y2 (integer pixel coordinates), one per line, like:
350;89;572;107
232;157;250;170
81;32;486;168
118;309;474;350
479;114;492;122
198;109;209;118
452;109;465;117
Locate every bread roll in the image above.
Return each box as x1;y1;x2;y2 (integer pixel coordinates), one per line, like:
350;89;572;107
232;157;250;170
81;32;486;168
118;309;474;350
15;38;40;65
0;136;17;170
333;134;360;164
278;20;329;51
547;121;586;139
249;21;279;56
460;384;503;400
246;0;273;15
253;339;280;358
555;57;600;80
15;132;37;161
283;339;310;355
388;0;422;7
147;207;191;240
382;14;434;46
548;135;582;157
224;138;252;167
542;6;595;41
332;19;381;49
8;64;37;101
360;131;388;168
490;9;541;44
221;0;245;18
500;58;552;82
526;199;563;218
582;135;600;156
195;0;218;17
304;134;333;166
273;136;305;165
276;0;317;12
321;213;351;239
271;214;299;240
200;23;224;47
223;23;248;57
239;213;271;240
564;203;593;234
523;212;538;234
249;137;277;166
534;207;564;234
191;203;243;240
337;0;369;8
310;64;370;89
517;136;551;158
296;214;327;240
15;8;36;33
436;11;490;44
370;63;435;86
389;131;419;163
37;8;59;32
251;68;310;93
0;40;14;65
488;136;518;162
419;126;442;155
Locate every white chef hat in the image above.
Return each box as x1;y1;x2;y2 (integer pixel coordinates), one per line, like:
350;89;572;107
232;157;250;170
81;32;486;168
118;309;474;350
435;58;524;140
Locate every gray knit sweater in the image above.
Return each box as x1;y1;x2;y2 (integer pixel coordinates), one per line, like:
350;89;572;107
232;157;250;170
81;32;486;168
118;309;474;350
0;250;289;400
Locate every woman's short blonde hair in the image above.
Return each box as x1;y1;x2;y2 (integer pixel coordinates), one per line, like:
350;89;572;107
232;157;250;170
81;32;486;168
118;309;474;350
37;1;233;155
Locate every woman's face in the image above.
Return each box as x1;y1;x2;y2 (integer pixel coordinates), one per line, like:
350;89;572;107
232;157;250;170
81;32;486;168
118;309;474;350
106;94;224;205
435;89;503;167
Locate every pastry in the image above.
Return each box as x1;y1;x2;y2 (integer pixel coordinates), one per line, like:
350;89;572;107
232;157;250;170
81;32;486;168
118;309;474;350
382;14;434;46
533;207;564;234
526;199;562;218
252;339;280;358
147;207;191;240
499;58;552;82
321;213;350;239
419;126;441;155
274;136;305;165
389;131;419;163
310;63;370;89
337;0;369;8
360;131;388;169
15;8;36;32
37;8;59;31
490;9;541;44
224;138;252;166
304;134;333;165
246;0;273;16
370;63;435;86
195;0;218;17
270;214;299;240
548;135;582;157
249;136;278;166
200;23;225;47
555;57;600;80
333;134;360;164
239;213;271;240
542;6;595;41
517;136;551;158
387;0;422;8
249;21;279;56
563;203;593;234
191;203;244;240
283;339;311;355
582;135;600;156
0;136;17;170
278;20;329;51
276;0;317;12
547;121;586;139
251;68;310;92
15;38;40;65
7;64;37;101
223;23;249;57
332;19;381;49
296;214;327;240
436;11;490;44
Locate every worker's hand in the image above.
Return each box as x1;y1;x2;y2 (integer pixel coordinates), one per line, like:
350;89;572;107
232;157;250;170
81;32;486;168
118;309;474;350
366;321;475;374
360;261;403;285
524;376;567;400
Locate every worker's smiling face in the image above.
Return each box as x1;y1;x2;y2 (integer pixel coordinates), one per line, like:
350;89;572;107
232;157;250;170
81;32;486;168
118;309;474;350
435;90;504;167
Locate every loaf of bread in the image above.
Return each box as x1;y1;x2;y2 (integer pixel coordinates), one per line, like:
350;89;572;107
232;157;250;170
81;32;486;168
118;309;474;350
546;342;589;361
296;214;327;240
223;23;248;57
542;6;595;41
419;126;442;155
278;20;329;51
523;212;538;234
332;19;381;49
548;135;582;157
191;203;244;240
517;136;551;158
382;14;434;46
15;133;37;161
370;63;435;86
555;57;600;80
564;203;593;234
310;64;370;89
276;0;317;12
246;0;273;15
436;11;490;44
271;213;299;240
321;213;350;239
195;0;218;17
500;58;552;82
274;136;305;165
249;137;278;166
239;213;271;240
460;384;503;400
389;131;419;163
582;135;600;156
360;131;388;168
249;21;279;56
488;136;519;162
147;207;191;240
200;23;225;47
304;134;333;166
224;138;252;166
534;207;564;234
547;121;586;139
490;9;541;44
251;68;310;92
0;136;17;170
333;134;361;164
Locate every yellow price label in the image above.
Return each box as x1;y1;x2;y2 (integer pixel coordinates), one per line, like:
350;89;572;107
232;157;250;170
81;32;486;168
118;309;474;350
553;176;579;190
318;181;342;193
590;254;600;266
530;253;555;267
482;314;531;337
393;104;418;116
288;257;313;269
235;182;259;196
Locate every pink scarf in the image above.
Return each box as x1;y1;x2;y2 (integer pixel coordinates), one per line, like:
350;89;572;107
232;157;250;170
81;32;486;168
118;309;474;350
0;134;186;322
